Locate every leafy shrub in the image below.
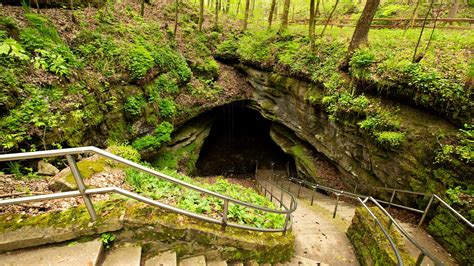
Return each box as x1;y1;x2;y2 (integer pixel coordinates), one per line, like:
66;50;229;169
124;95;147;116
435;125;474;164
132;121;173;151
375;131;406;148
32;49;70;76
0;38;29;61
322;92;369;120
152;46;191;83
215;39;239;60
148;74;179;100
194;58;219;80
159;98;176;118
128;44;154;79
106;144;141;163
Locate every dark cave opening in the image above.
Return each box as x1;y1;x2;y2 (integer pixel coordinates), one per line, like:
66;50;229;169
195;101;296;177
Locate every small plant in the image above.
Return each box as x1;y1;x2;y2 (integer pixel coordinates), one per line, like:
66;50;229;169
127;44;154;80
375;131;405;148
100;233;116;249
0;38;30;61
132;121;174;151
124;95;147;116
158;98;176;118
106;144;141;164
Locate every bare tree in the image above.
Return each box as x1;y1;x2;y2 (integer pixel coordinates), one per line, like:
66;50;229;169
214;0;219;29
268;0;277;30
319;0;338;37
279;0;290;33
198;0;204;31
413;0;434;63
404;0;421;33
174;0;179;37
347;0;380;54
309;0;316;48
448;0;460;18
243;0;250;30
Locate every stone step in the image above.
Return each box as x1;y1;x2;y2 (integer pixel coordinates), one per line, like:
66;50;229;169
178;255;206;266
144;250;177;266
0;238;103;266
206;260;227;266
102;246;142;266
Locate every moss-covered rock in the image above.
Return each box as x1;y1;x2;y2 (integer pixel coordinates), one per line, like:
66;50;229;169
347;207;415;266
427;207;474;265
0;199;294;263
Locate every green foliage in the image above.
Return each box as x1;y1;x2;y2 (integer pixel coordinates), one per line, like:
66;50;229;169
158;98;176;118
125;168;284;229
350;49;376;79
0;38;30;61
375;131;406;148
215;39;239;60
153;46;192;83
106;144;141;163
147;74;179;101
32;49;70;76
128;44;154;80
132;121;174;151
100;233;116;249
435;124;474;164
322;92;369;121
124;95;147;116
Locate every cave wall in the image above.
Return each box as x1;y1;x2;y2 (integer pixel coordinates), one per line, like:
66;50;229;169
240;65;457;197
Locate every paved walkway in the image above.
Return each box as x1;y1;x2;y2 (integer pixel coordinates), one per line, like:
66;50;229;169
258;170;457;266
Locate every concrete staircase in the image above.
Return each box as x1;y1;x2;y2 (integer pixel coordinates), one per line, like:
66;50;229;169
0;239;273;266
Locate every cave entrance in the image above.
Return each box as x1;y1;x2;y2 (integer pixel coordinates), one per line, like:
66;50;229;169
195;101;295;177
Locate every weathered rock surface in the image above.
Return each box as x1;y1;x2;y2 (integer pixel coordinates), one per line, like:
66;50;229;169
37;160;60;176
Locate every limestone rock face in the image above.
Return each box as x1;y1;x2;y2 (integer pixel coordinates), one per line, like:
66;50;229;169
37;161;60;176
239;66;459;199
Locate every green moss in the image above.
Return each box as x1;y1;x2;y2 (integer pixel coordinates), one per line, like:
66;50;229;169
427;207;474;265
347;207;415;266
64;157;108;184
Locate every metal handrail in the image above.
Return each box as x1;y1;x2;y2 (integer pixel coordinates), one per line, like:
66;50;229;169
286;175;473;229
358;197;403;266
369;198;443;266
0;147;296;233
278;176;445;265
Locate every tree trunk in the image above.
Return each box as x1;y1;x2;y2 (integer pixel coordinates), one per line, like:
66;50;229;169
314;0;320;34
243;0;250;30
309;0;316;48
319;0;338;37
413;0;434;63
225;0;230;13
174;0;179;37
347;0;379;53
251;0;256;17
268;0;277;30
141;0;145;17
405;0;421;32
198;0;204;31
214;0;219;29
448;0;459;18
278;0;290;33
237;0;242;15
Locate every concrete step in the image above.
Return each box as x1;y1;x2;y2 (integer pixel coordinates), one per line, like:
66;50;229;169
102;246;142;266
276;255;328;266
207;260;227;266
0;238;103;266
178;255;206;266
145;250;177;266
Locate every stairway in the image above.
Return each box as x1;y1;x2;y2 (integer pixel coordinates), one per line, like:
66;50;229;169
259;170;458;266
0;239;232;266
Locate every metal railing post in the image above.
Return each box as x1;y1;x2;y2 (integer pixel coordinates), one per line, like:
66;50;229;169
221;199;229;232
286;161;290;178
353;184;358;194
388;189;397;210
282;213;291;235
418;194;435;227
271;161;275;181
333;193;340;219
311;185;317;206
297;181;302;198
415;253;425;266
66;155;97;221
270;184;274;202
288;179;292;192
280;189;284;208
